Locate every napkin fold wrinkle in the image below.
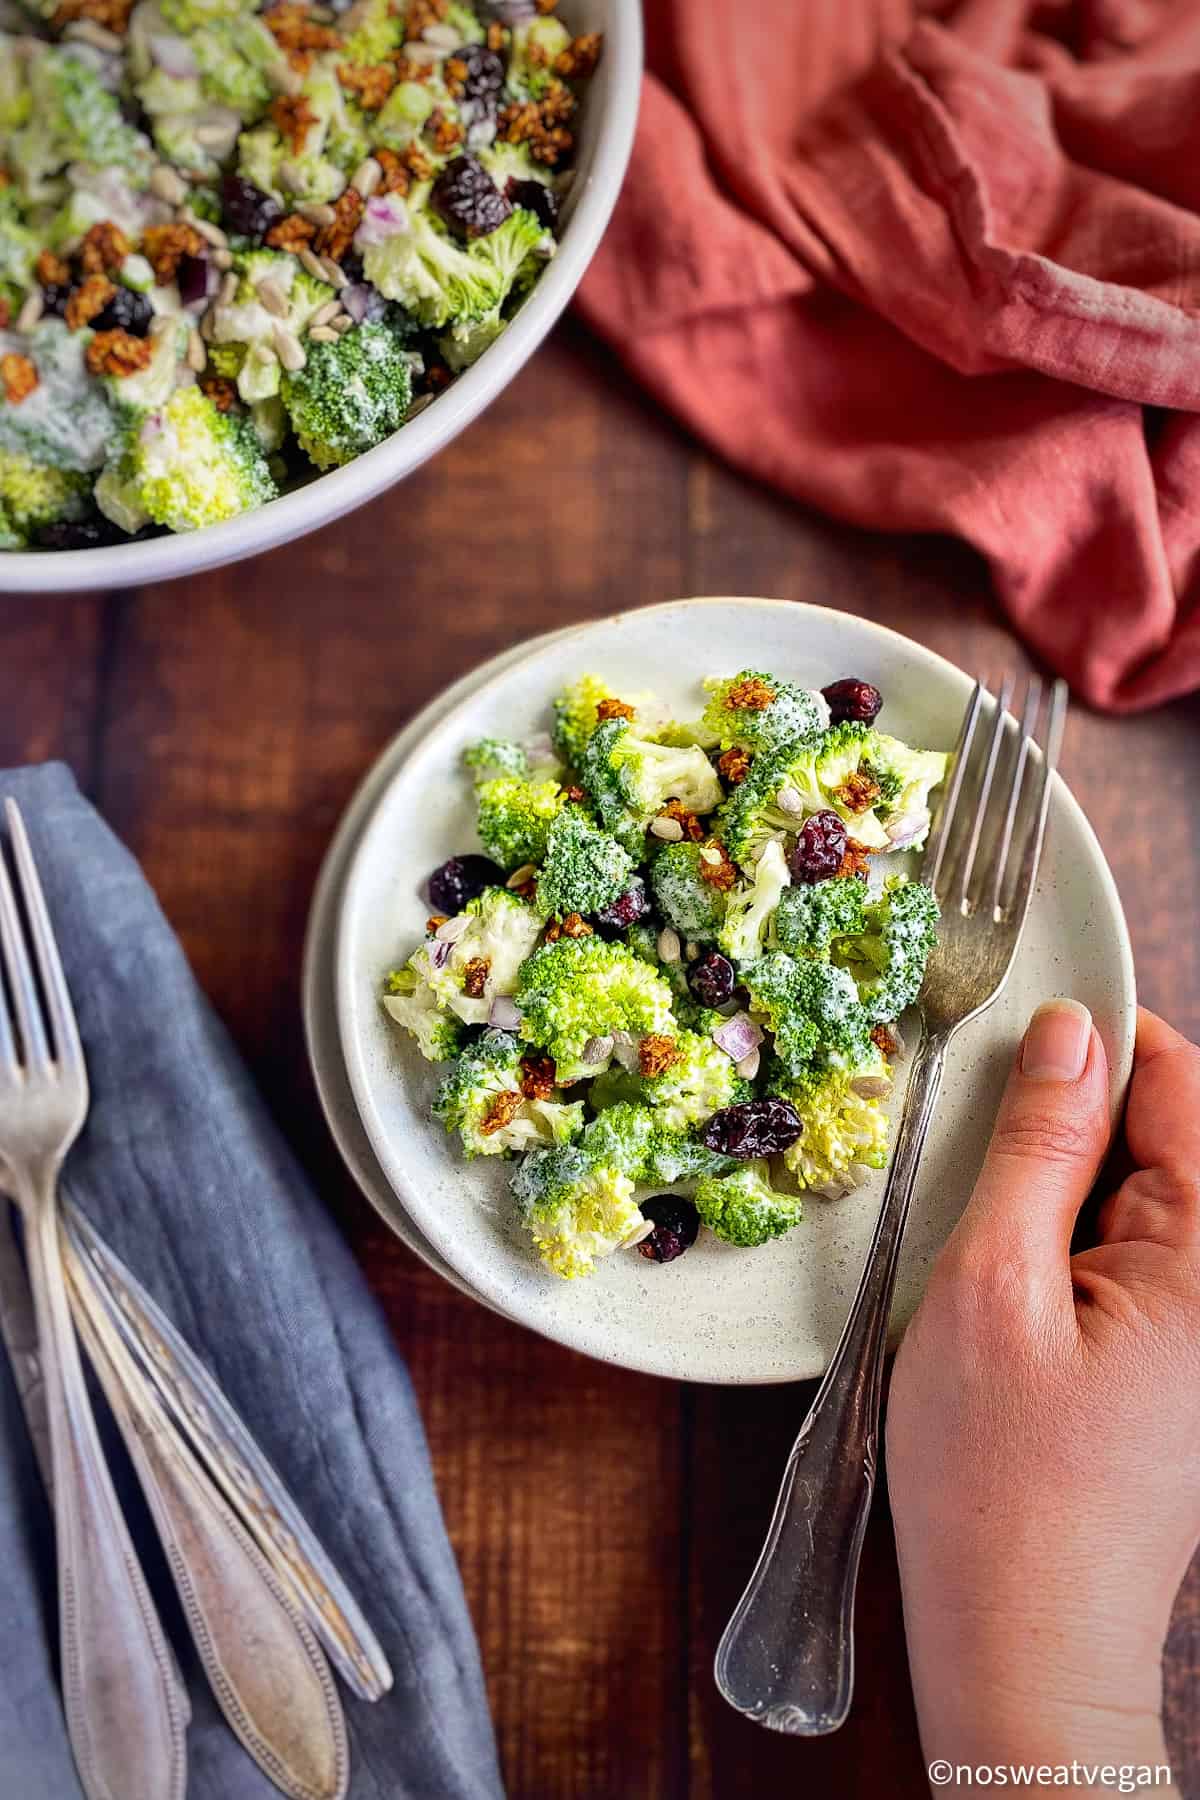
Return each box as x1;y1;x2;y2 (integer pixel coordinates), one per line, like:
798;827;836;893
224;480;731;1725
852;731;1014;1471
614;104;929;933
577;0;1200;712
0;762;504;1800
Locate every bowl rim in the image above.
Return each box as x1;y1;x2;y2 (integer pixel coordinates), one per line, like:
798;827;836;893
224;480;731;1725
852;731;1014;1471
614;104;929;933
333;594;1137;1383
0;0;643;595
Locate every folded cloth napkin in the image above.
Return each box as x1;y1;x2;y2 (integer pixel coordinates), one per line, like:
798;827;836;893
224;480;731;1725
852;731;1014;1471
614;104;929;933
0;763;504;1800
577;0;1200;712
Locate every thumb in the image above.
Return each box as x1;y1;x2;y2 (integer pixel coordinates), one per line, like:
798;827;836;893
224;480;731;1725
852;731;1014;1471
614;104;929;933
949;1000;1111;1285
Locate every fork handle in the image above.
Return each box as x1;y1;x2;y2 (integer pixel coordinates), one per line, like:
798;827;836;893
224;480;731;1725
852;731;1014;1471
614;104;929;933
713;1030;948;1734
18;1179;190;1800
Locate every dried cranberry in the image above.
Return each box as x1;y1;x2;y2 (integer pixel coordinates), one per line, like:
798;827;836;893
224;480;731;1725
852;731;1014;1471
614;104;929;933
94;285;153;336
33;514;131;550
177;254;214;309
595;877;649;931
221;173;284;241
507;177;558;231
40;282;71;319
430;154;511;240
427;855;505;914
687;950;734;1008
700;1097;803;1158
788;810;847;884
452;42;505;107
637;1195;700;1263
822;678;882;725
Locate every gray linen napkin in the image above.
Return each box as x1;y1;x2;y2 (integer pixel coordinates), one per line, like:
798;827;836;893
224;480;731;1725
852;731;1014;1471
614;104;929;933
0;762;504;1800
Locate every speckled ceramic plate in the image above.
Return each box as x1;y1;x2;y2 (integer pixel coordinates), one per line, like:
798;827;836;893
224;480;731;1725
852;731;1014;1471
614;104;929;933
333;598;1136;1385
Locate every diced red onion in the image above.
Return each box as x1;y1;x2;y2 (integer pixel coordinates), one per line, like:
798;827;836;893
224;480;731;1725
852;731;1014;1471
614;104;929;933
711;1013;763;1062
354;193;409;248
885;812;928;850
138;412;164;444
341;282;373;323
149;33;199;77
434;913;471;943
428;939;452;971
488;996;521;1030
178;254;215;309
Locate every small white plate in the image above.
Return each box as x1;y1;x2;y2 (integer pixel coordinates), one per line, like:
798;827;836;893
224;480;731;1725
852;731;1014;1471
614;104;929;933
333;598;1136;1385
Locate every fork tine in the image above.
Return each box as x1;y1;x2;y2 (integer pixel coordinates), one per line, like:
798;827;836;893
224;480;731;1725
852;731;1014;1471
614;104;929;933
1003;679;1067;932
988;676;1041;920
0;824;50;1074
923;680;984;899
0;899;16;1078
957;673;1015;911
4;800;82;1070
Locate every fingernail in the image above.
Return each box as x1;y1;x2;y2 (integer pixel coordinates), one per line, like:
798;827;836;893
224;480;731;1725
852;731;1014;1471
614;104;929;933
1020;999;1092;1083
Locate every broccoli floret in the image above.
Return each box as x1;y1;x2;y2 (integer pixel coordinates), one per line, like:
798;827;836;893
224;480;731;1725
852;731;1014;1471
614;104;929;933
463;737;529;782
0;449;88;548
433;1029;583;1158
719;721;892;868
362;208;503;328
237;58;367;203
580;718;719;855
649;842;726;938
0;323;119;473
437;207;552;371
580;1101;736;1186
536;811;632;920
864;734;949;844
280;322;412;471
700;670;827;754
623;917;690;1008
381;963;465;1062
740;949;872;1078
775;877;868;957
638;1029;751;1131
475;775;565;869
834;877;939;1023
371;78;437;150
551;674;621;766
339;0;404;64
511;1141;643;1279
11;46;152;204
505;15;570;99
515;936;677;1082
717;837;791;964
774;1064;892;1193
694;1161;803;1247
97;386;276;534
424;887;543;1024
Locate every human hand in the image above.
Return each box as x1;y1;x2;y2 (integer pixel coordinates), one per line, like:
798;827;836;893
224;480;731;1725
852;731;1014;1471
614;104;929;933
886;1003;1200;1787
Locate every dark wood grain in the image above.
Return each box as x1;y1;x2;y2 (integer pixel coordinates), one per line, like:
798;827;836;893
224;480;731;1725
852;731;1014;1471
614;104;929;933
2;319;1198;1798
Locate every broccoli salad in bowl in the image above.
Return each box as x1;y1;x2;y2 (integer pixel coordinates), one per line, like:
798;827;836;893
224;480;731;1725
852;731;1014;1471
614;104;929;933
381;667;950;1281
0;0;599;549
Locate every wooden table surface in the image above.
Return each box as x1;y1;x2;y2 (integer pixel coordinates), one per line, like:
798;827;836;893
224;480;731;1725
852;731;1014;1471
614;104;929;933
4;321;1199;1799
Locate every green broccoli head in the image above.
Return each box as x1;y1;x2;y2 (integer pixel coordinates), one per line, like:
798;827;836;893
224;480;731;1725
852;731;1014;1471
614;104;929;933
700;670;826;755
717;837;791;964
0;323;120;474
551;674;622;766
515;936;677;1082
719;721;894;868
775;876;868;957
381;963;465;1062
740;949;873;1078
834;877;939;1024
11;46;153;204
605;719;724;820
0;449;88;548
863;734;949;844
338;0;404;64
433;1029;583;1158
579;1101;736;1186
775;1063;892;1193
437;206;552;371
638;1028;751;1131
424;887;543;1024
362;208;503;328
463;737;529;783
281;322;412;471
535;810;633;921
505;15;571;99
237;57;367;203
475;775;565;869
649;842;726;939
511;1141;643;1279
694;1161;803;1247
99;386;276;534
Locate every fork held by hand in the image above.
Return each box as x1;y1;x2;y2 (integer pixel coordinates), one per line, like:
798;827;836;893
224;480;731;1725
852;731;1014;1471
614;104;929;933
713;676;1067;1735
0;800;189;1800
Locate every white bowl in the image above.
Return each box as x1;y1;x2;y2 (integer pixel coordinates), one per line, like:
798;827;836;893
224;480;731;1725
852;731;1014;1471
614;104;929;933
333;597;1136;1384
1;0;642;594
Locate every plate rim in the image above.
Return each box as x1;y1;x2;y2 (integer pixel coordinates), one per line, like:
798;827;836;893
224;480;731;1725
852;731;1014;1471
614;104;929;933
332;596;1137;1383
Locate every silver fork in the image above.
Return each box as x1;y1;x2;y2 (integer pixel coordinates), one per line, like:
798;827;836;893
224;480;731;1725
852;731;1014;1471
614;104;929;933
0;798;189;1800
713;675;1068;1735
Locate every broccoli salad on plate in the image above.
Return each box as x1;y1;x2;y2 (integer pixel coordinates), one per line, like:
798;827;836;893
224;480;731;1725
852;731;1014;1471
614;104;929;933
382;667;950;1281
0;0;599;548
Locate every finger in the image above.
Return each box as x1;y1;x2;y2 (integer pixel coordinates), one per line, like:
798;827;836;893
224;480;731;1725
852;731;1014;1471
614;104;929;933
1097;1007;1200;1250
947;1000;1111;1289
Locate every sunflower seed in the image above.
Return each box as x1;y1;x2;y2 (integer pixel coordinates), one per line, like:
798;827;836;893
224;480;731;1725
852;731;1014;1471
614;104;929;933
278;160;308;194
218;271;238;308
776;786;805;817
684;940;700;961
150;165;189;205
256;278;290;317
297;246;327;281
186;214;229;249
582;1035;614;1066
657;927;681;964
185;328;206;372
330;312;355;333
211;247;233;270
401;41;442;63
308;324;339;343
435;914;472;943
649;815;684;843
317;256;347;288
63;18;122;50
699;843;724;865
272;323;306;371
850;1074;893;1100
268;61;304;96
506;864;537;889
296;201;336;227
15;290;43;333
620;1219;656;1249
422;22;462;47
352;157;382;198
309;299;340;327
